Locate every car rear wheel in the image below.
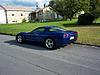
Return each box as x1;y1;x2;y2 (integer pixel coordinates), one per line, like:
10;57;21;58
16;35;23;43
45;38;55;49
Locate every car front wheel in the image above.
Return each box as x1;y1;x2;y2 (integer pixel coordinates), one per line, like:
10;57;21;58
16;35;23;43
45;38;55;49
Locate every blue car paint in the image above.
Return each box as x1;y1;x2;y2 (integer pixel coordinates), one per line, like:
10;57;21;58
16;26;78;47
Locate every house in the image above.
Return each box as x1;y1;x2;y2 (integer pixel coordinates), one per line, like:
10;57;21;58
30;6;85;22
30;6;63;22
0;5;33;24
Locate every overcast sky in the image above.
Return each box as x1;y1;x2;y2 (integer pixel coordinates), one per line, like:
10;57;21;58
0;0;50;9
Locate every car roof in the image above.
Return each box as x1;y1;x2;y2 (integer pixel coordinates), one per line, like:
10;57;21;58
41;26;58;29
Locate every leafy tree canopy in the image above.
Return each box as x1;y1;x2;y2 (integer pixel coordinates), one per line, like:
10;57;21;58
49;0;99;20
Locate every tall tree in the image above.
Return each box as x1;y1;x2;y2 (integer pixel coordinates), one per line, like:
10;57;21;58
91;0;100;16
49;0;99;20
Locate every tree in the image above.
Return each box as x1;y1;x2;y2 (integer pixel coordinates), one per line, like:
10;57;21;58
91;0;100;17
49;0;99;20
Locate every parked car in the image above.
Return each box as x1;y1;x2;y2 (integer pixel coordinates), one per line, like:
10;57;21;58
16;26;78;49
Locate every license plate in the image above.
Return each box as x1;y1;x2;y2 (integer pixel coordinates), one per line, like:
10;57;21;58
70;36;74;40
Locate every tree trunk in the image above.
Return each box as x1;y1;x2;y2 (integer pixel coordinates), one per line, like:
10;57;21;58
68;14;73;21
69;17;72;21
63;15;67;20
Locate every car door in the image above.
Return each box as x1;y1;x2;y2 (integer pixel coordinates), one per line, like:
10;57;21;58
30;27;45;42
24;32;32;41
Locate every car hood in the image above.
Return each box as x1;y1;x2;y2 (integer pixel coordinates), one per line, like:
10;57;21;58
17;32;28;35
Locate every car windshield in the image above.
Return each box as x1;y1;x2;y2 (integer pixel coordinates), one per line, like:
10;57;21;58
49;27;66;32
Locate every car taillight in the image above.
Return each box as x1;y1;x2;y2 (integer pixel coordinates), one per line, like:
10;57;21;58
74;32;78;34
63;34;69;38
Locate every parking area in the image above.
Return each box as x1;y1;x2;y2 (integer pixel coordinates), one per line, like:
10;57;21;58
0;34;100;75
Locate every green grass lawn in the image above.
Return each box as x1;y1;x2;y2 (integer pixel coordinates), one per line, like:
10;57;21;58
0;19;100;46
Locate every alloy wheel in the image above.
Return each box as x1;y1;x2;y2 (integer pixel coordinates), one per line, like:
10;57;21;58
45;38;54;49
17;35;22;43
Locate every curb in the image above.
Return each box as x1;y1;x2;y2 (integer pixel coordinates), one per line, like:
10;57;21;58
74;43;100;48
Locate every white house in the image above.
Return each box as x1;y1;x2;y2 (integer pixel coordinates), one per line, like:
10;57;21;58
31;6;63;21
0;5;33;24
0;6;6;24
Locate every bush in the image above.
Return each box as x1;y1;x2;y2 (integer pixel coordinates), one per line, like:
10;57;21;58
34;18;39;22
28;19;35;23
55;18;63;21
78;13;95;25
22;18;26;23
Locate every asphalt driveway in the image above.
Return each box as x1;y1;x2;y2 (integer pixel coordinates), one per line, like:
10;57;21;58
0;34;100;75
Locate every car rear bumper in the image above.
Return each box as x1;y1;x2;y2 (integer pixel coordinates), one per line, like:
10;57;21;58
55;37;77;47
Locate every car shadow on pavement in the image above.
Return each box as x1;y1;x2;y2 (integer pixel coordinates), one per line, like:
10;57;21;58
4;40;50;51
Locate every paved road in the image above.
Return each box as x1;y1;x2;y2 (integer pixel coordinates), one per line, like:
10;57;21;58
0;34;100;75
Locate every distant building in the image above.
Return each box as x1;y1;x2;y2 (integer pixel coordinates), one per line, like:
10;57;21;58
30;6;63;22
30;6;85;22
0;5;33;24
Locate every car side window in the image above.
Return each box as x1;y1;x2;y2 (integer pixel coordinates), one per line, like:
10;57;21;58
34;27;45;32
49;28;59;32
49;27;66;32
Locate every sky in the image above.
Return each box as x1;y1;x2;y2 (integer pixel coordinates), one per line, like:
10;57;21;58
0;0;50;9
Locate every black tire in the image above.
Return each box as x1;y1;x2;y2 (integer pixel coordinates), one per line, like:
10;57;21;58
44;38;56;50
16;35;23;43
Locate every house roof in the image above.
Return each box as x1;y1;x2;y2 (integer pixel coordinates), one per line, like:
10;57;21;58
35;6;50;12
0;6;33;11
35;8;44;12
0;7;3;10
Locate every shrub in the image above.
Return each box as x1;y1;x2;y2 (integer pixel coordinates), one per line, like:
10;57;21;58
22;18;26;23
78;13;95;25
55;18;63;21
34;18;39;22
28;19;35;23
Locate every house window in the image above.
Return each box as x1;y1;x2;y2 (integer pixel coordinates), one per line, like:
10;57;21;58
21;13;23;16
12;21;17;22
12;14;14;16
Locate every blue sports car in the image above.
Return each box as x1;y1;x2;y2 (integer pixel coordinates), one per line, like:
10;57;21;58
16;26;78;49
